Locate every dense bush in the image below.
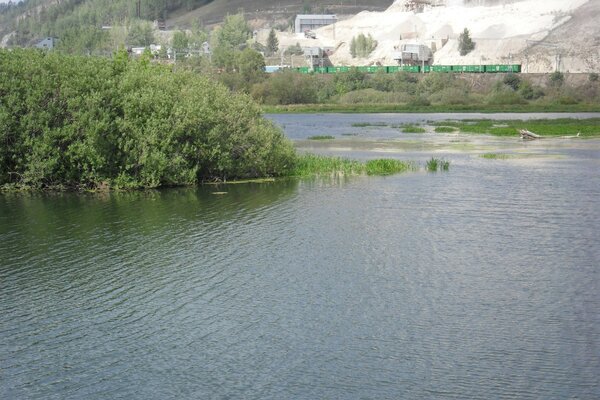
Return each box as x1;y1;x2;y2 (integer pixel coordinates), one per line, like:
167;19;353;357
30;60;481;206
0;49;295;189
251;70;318;104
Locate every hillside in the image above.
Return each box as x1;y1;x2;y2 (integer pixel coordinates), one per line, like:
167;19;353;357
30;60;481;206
273;0;599;73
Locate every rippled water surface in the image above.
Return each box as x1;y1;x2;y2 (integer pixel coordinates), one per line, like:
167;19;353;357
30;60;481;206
2;114;600;399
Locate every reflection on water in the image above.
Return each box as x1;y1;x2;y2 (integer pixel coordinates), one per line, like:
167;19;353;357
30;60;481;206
1;117;600;399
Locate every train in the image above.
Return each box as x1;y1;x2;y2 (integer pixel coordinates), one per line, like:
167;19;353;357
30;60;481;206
289;64;522;74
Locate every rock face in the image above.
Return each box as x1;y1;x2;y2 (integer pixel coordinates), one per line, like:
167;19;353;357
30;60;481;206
276;0;598;73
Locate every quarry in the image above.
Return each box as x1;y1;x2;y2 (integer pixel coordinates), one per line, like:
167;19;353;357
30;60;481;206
270;0;600;73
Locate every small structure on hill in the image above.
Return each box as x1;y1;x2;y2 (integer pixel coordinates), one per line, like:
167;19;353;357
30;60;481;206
295;15;337;34
35;37;57;50
393;43;433;65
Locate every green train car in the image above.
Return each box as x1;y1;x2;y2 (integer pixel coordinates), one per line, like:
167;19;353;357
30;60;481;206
289;64;522;74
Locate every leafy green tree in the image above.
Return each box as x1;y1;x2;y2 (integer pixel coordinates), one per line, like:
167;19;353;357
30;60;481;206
458;28;475;56
173;31;189;51
267;29;279;56
127;21;154;47
350;33;377;58
211;13;251;69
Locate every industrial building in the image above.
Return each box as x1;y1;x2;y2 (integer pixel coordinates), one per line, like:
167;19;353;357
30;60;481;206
294;15;337;34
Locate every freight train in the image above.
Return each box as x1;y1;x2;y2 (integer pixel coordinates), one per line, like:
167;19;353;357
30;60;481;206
290;64;522;74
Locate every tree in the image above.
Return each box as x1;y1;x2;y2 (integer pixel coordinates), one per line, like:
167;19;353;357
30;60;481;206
267;29;279;56
350;33;377;58
172;31;189;51
458;28;475;56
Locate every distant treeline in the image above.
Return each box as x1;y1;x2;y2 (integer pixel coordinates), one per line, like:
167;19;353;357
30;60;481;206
0;49;295;189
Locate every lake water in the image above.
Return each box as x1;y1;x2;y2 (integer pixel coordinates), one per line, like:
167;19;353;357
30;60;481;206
2;114;600;399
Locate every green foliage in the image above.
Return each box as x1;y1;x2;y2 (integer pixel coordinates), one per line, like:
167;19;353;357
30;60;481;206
172;31;189;50
211;13;252;69
549;71;565;87
400;124;426;133
285;42;304;56
307;135;335;140
519;81;545;100
503;74;521;91
127;21;155;47
590;73;599;82
350;33;377;58
267;29;279;56
333;68;368;94
251;71;317;105
434;126;458;133
426;158;450;172
0;49;295;189
458;28;475;56
365;159;414;175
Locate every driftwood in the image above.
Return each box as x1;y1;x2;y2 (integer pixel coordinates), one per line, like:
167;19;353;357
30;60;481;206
519;129;581;140
519;129;541;140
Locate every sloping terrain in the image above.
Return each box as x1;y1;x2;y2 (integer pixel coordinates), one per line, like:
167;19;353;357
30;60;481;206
275;0;599;73
166;0;392;28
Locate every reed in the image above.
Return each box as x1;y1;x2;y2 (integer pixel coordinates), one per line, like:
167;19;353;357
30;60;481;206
434;126;458;133
290;154;415;177
426;157;450;171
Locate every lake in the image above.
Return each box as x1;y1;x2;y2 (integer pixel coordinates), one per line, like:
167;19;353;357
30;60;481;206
1;114;599;399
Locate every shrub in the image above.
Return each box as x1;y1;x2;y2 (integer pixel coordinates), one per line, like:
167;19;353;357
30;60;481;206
350;33;377;58
503;74;521;91
589;73;599;82
336;88;411;104
0;49;296;189
519;81;545;100
251;70;317;104
549;71;565;87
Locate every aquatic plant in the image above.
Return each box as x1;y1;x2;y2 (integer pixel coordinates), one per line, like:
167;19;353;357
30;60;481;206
290;154;414;177
426;158;450;172
434;126;458;133
401;124;426;133
307;135;335;140
365;159;415;175
480;153;512;159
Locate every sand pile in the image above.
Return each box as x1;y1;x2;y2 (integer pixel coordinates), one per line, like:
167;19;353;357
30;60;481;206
276;0;598;73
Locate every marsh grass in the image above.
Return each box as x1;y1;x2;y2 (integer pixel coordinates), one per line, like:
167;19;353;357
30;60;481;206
434;126;458;133
426;157;450;172
400;124;427;133
433;118;600;137
290;154;415;177
365;159;416;175
480;153;512;159
308;135;335;140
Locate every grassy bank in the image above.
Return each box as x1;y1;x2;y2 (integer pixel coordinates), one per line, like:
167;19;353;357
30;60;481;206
431;118;600;137
262;103;600;114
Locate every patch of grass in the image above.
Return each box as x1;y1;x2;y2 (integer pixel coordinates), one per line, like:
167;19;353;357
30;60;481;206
307;135;335;140
365;159;416;175
341;133;359;136
431;118;600;137
426;157;450;172
290;154;415;177
480;153;512;159
351;122;389;127
400;124;427;133
434;126;458;133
